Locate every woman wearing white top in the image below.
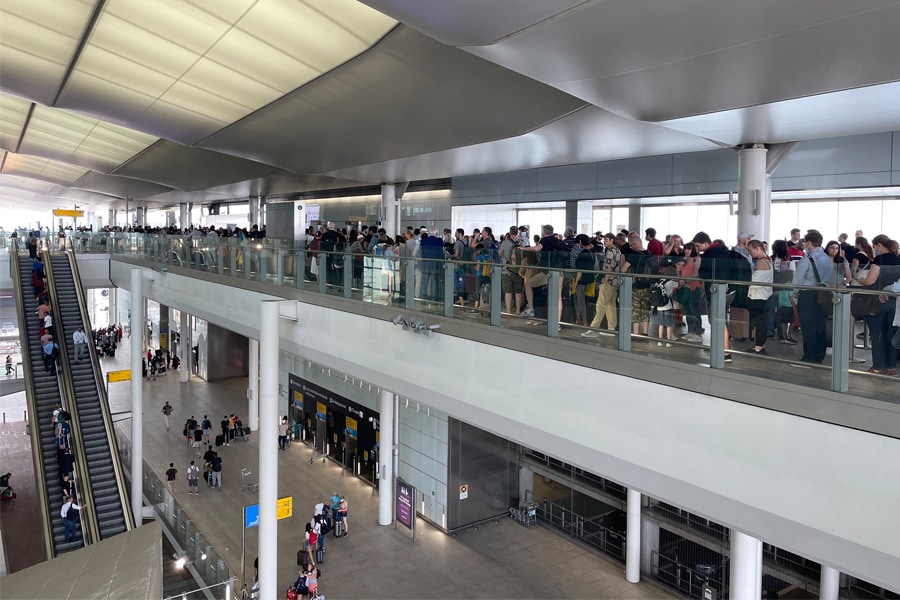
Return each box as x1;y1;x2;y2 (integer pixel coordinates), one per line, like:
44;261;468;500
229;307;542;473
747;240;773;355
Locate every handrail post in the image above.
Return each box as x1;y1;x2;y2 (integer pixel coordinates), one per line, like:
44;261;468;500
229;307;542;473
709;283;726;369
276;249;285;285
343;253;353;298
831;290;850;392
489;266;501;327
617;276;632;352
296;250;306;289
258;248;268;282
548;270;560;338
404;258;416;310
443;262;455;317
318;255;327;293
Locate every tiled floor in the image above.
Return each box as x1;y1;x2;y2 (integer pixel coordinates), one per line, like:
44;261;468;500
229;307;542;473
101;341;676;599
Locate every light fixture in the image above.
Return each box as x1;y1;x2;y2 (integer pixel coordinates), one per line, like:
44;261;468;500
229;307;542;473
390;314;440;336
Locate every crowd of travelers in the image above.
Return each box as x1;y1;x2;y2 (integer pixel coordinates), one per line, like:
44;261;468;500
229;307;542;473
297;222;899;372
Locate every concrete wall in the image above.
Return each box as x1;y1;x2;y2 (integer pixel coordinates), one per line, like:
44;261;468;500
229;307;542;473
109;259;900;592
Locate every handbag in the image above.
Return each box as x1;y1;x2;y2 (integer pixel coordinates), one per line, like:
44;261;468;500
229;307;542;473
850;292;881;318
808;257;834;313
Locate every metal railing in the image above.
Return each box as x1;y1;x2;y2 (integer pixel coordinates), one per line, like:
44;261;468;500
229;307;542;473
66;232;900;402
537;498;627;564
114;422;237;598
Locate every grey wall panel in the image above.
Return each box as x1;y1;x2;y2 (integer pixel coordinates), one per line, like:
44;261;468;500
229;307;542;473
893;132;900;172
206;323;249;381
775;133;894;178
447;417;516;531
265;202;296;241
771;173;893;192
597;155;674;189
672;149;736;184
538;163;598;193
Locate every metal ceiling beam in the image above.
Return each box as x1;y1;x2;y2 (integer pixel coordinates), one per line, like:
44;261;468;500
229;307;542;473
51;0;107;108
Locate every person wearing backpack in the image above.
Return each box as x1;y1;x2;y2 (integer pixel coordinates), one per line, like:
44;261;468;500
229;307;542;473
210;453;223;489
652;263;682;347
43;337;59;375
187;460;200;495
61;495;87;543
692;232;733;363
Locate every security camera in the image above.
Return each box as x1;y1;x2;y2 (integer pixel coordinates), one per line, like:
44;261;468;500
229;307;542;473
426;324;440;331
391;315;404;326
297;205;303;211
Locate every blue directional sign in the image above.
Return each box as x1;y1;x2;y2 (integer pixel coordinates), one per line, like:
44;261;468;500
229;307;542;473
245;504;259;528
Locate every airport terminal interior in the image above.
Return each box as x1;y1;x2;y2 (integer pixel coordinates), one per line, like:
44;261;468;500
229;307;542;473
1;1;900;599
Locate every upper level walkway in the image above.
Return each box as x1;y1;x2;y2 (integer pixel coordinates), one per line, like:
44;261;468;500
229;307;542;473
89;231;899;438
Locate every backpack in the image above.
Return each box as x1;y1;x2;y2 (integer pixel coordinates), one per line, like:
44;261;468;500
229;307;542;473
649;279;671;307
58;409;71;422
59;421;71;436
212;457;222;472
202;419;211;429
65;505;79;523
728;249;753;308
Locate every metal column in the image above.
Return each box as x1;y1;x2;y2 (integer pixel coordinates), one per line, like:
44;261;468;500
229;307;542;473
729;531;762;600
821;565;840;600
258;301;280;600
737;145;769;241
378;388;394;526
248;339;259;432
179;310;191;383
625;489;641;583
130;269;144;526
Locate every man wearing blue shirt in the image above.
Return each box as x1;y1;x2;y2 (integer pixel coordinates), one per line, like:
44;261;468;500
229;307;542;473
792;229;839;364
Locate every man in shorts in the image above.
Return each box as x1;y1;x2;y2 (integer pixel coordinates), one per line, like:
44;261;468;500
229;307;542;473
499;226;524;316
187;460;200;495
165;462;177;494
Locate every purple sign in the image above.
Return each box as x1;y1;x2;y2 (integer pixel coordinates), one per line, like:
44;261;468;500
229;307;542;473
396;480;415;530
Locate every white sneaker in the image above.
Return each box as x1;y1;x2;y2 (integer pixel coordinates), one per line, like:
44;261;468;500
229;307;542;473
665;343;673;348
685;334;703;343
521;309;535;317
657;342;663;347
581;330;600;338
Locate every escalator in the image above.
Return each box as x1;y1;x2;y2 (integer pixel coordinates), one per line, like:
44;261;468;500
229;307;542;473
46;251;133;540
10;250;79;557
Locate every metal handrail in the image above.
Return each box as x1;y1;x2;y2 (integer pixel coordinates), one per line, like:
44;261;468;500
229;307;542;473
42;249;101;547
66;248;135;530
8;249;56;560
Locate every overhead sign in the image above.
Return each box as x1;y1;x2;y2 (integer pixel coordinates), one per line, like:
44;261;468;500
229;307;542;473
106;369;131;383
53;209;84;218
277;496;293;520
245;497;293;528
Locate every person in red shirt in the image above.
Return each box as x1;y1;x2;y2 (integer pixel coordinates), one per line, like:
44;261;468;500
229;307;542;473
645;228;665;257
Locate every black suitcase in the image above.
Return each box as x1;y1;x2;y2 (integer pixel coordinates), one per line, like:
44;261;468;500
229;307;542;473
316;547;324;564
297;549;310;566
215;434;225;447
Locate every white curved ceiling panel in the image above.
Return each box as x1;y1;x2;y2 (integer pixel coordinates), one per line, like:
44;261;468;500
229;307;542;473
656;83;900;146
0;94;31;152
318;106;720;183
0;0;93;105
3;153;89;187
49;0;397;144
360;0;588;45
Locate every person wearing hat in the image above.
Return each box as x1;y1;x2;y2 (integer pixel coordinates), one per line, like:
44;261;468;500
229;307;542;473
733;231;754;262
581;233;623;338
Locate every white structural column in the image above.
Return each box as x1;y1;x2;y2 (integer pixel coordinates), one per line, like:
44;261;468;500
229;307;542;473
377;389;394;526
820;565;840;600
249;196;260;228
737;144;769;241
625;488;641;583
179;310;190;383
729;530;762;600
248;338;259;431
380;184;402;237
179;203;189;229
258;301;280;600
130;269;144;526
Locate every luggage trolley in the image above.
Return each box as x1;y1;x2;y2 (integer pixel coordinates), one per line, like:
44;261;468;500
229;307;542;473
241;468;259;493
510;501;538;527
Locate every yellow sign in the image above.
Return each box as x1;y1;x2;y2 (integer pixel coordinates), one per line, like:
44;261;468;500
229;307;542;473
277;496;293;520
53;209;85;218
107;369;131;383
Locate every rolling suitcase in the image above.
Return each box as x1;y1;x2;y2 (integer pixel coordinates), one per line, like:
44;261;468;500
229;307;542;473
728;306;751;341
297;549;310;566
215;434;225;447
316;547;324;564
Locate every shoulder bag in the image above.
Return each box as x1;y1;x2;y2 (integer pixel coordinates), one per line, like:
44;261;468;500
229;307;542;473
808;258;834;314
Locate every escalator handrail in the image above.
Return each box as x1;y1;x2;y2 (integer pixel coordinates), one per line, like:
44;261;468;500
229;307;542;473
64;248;135;531
9;249;56;560
42;250;101;546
